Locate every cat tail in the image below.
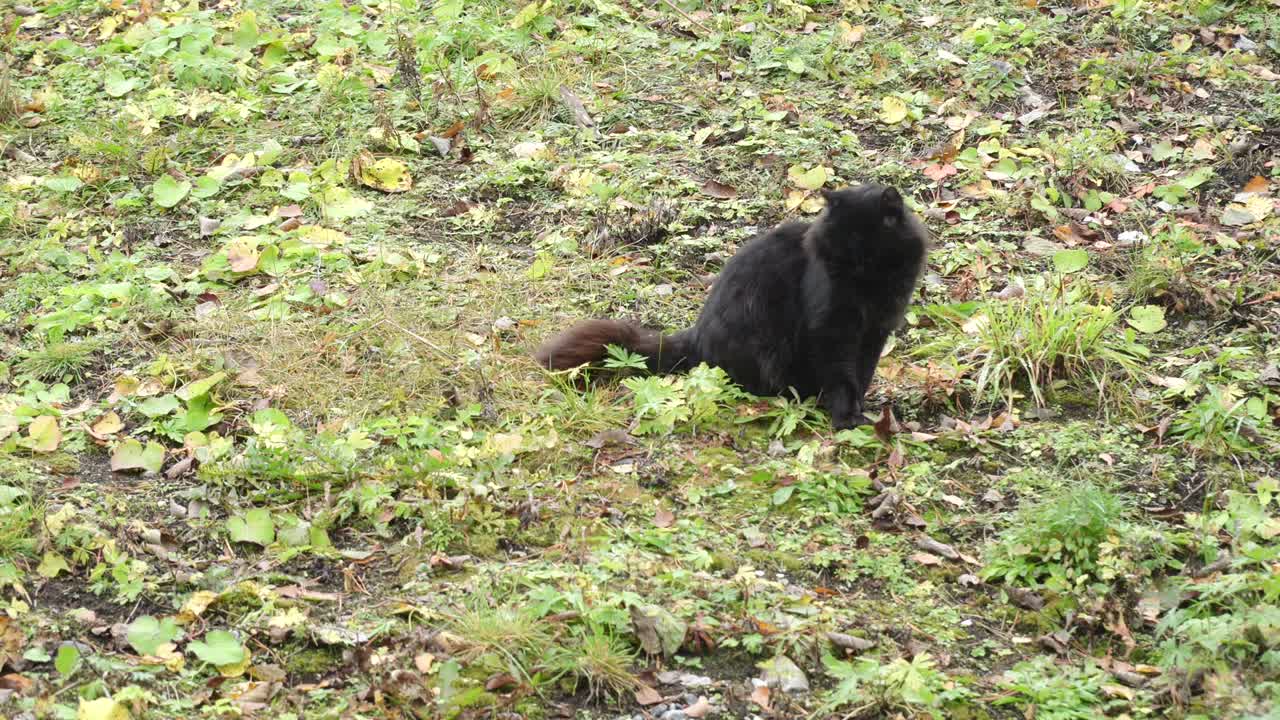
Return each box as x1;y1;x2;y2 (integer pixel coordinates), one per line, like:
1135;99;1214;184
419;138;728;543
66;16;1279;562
534;319;696;374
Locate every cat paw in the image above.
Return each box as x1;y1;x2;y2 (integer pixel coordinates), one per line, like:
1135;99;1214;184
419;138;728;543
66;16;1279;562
831;413;871;430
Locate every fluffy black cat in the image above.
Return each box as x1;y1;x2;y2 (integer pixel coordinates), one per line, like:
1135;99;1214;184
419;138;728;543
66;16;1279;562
535;184;928;428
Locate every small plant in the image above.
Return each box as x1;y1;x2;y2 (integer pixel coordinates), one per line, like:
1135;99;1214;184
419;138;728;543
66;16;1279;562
982;482;1126;591
820;652;967;718
918;284;1144;409
17;340;102;381
622;363;744;435
447;605;553;684
1172;384;1267;457
551;626;639;700
996;657;1107;720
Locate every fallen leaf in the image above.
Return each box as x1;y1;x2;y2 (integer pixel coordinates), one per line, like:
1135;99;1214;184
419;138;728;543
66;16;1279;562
1221;194;1273;226
750;683;770;710
110;439;165;474
837;21;865;45
77;697;130;720
788;164;829;191
91;412;124;438
685;696;713;718
922;163;957;182
654;509;675;528
634;685;662;705
358;158;412;193
27;415;61;453
226;240;260;273
1242;176;1269;194
699;179;738;199
911;551;942;566
880;95;909;124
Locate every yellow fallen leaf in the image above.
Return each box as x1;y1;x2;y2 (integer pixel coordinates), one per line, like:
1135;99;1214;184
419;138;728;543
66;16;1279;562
27;415;62;453
784;188;807;211
880;96;909;124
92;412;124;437
77;697;130;720
177;590;219;624
225;239;260;273
837;20;865;45
358;158;413;193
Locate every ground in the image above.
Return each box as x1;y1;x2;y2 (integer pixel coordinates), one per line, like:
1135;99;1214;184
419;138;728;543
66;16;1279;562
1;0;1279;719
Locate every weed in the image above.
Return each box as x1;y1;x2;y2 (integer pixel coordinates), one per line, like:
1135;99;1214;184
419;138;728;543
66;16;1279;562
996;657;1108;720
552;626;639;700
820;652;969;718
17;339;102;382
918;284;1144;410
983;481;1126;591
1172;384;1269;457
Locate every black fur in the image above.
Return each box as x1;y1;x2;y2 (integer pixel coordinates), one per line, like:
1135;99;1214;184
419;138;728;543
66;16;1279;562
535;184;928;428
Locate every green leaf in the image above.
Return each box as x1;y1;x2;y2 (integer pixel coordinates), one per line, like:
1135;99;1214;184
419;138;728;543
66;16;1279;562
188;630;246;666
227;508;275;546
23;646;51;663
54;644;80;676
37;551;70;578
772;486;795;506
176;372;226;401
1128;305;1167;334
138;394;180;418
152;175;192;209
103;69;139;98
321;186;373;221
180;393;221;433
1052;249;1089;274
258;139;284;166
43;175;84;193
127;615;181;656
788;165;829;191
192;175;222;199
110;439;166;473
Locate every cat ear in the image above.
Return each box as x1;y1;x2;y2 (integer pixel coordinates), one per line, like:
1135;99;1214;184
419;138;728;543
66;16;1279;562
821;189;839;208
879;187;904;219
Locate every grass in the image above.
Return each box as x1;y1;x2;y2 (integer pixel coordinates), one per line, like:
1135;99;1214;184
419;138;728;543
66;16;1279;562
918;283;1145;410
0;0;1277;718
16;339;101;382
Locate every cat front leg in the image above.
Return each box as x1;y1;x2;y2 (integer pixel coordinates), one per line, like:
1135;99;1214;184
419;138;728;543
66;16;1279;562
820;361;868;429
852;327;892;416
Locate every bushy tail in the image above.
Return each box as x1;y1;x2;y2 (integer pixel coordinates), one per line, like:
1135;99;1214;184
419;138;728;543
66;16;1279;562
534;319;695;373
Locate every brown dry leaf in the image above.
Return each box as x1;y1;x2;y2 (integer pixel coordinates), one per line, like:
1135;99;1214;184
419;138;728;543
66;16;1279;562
634;685;663;706
654;508;675;528
685;696;713;718
837;20;865;45
439;120;465;139
911;551;942;566
1242;175;1270;194
873;406;899;441
922;163;957;182
750;683;770;710
700;179;738;200
226;241;260;273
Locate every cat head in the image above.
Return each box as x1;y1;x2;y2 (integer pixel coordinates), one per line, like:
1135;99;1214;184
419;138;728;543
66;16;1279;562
809;183;926;257
819;184;906;229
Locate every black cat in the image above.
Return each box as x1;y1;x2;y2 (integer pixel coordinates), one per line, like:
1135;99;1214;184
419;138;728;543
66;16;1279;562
535;184;928;428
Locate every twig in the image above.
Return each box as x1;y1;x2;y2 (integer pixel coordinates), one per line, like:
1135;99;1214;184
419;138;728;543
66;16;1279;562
382;317;449;358
659;0;711;35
